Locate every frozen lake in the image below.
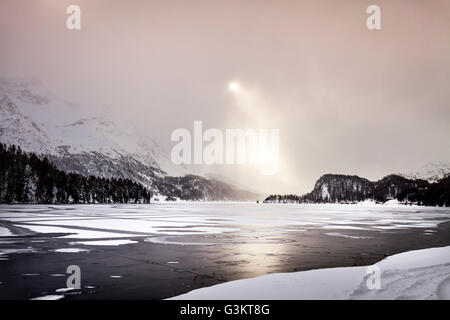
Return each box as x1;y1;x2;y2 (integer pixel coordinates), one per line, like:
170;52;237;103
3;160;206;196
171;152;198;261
1;202;450;299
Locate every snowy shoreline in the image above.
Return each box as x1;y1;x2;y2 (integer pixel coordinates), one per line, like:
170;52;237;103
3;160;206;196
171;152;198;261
170;245;450;300
0;199;446;208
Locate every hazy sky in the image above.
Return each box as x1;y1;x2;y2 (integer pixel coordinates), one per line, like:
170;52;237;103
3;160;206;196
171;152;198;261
1;0;450;194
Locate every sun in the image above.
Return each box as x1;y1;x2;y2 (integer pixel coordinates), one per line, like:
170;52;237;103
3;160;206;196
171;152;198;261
228;81;240;93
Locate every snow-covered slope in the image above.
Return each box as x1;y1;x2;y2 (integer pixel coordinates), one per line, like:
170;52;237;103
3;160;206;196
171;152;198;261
0;94;54;154
401;162;450;183
0;77;169;183
170;245;450;300
0;77;181;171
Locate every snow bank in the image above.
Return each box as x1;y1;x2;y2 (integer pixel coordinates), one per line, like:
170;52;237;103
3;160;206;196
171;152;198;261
70;239;137;246
30;295;64;300
52;248;90;253
0;226;14;237
170;246;450;300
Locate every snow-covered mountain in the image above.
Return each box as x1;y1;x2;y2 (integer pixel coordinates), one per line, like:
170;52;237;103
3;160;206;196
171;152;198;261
400;162;450;183
0;77;259;201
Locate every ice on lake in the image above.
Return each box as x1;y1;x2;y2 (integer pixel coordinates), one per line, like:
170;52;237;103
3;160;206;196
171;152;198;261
1;203;450;247
1;202;450;300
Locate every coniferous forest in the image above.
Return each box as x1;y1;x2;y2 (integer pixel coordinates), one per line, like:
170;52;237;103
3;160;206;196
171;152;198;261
0;144;151;204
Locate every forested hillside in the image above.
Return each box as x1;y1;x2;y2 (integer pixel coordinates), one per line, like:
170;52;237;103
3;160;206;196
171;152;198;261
0;144;151;204
265;173;450;207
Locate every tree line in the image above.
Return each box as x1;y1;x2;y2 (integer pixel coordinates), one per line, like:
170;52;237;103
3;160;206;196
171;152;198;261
263;194;305;203
0;144;151;204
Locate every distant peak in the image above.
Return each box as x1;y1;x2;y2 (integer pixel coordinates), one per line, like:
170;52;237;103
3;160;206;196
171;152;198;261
399;161;450;183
